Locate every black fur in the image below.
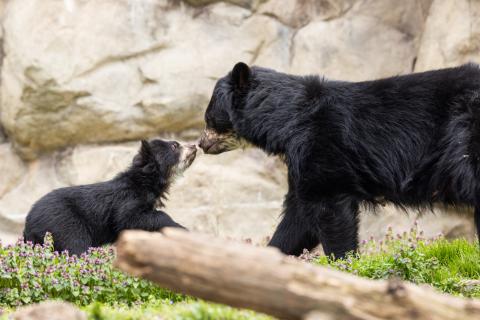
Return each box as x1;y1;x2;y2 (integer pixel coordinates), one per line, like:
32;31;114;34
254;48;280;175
23;139;191;255
201;62;480;258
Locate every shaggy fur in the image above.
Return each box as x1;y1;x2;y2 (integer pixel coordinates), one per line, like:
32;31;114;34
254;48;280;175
199;62;480;258
23;139;196;255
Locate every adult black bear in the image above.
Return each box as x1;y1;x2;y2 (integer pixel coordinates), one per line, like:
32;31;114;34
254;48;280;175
199;62;480;258
24;139;196;255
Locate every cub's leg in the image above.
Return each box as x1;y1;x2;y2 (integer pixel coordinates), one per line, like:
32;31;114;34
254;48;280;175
52;220;92;256
116;208;186;233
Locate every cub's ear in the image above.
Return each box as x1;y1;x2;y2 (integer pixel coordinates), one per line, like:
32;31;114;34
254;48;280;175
133;140;153;167
231;62;251;90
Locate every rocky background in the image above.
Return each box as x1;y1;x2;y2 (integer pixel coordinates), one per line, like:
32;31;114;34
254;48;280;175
0;0;477;245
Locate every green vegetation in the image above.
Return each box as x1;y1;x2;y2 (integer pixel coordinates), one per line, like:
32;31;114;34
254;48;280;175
0;226;478;319
315;225;480;298
0;234;182;307
0;234;271;319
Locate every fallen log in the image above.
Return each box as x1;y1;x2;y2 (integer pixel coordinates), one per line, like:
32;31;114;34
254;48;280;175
114;228;480;320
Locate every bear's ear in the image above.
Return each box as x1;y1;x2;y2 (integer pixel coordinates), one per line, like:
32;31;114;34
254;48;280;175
231;62;251;91
133;140;153;167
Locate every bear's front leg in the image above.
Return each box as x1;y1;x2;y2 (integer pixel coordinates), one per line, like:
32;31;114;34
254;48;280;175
268;190;320;256
268;192;359;259
314;196;360;259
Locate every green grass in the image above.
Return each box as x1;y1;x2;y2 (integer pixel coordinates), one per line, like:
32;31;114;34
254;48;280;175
315;226;480;298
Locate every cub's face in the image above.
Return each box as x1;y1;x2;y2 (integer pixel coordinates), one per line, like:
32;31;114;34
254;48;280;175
134;139;197;178
148;140;197;175
199;62;251;154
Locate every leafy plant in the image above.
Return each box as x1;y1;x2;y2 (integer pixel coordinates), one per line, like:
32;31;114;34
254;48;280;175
315;223;480;298
0;234;183;308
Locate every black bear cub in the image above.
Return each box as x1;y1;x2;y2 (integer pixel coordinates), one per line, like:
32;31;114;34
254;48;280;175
24;139;196;255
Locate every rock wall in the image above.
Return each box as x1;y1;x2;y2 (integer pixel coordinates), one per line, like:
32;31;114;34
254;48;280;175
0;0;477;245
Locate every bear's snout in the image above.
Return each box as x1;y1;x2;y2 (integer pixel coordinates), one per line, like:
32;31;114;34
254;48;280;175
198;128;236;154
198;137;216;154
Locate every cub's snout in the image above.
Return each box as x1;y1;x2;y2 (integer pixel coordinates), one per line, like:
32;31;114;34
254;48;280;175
174;143;197;174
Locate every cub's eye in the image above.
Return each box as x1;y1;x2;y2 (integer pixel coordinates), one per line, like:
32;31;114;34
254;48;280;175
171;142;180;151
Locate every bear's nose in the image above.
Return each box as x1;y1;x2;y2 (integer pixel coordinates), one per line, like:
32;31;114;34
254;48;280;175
198;137;210;151
199;140;215;153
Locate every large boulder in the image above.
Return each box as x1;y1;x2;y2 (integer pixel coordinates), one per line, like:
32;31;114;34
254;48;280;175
415;0;480;71
0;146;65;242
0;143;27;243
257;0;356;28
0;143;25;198
348;0;432;41
290;16;415;80
289;0;431;80
0;0;289;159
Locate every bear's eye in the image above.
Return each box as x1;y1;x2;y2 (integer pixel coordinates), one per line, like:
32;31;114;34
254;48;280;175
171;144;176;151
